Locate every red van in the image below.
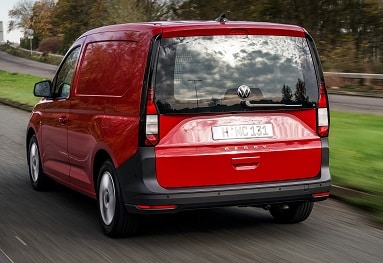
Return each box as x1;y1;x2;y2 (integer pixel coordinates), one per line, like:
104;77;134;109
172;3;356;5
27;17;331;237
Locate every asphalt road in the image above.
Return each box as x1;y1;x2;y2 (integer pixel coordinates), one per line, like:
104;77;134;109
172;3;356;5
1;50;383;262
0;50;57;79
329;94;383;115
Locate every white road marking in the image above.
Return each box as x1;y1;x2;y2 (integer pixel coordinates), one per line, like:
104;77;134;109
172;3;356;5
0;248;14;263
15;236;27;246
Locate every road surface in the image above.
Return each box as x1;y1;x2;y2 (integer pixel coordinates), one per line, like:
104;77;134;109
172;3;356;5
0;50;57;78
329;94;383;115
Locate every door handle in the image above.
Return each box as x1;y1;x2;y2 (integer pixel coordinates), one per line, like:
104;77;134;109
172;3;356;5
59;116;68;125
231;156;260;170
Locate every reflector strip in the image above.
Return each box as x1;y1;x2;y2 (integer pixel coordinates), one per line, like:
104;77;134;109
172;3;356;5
137;205;177;210
312;192;330;198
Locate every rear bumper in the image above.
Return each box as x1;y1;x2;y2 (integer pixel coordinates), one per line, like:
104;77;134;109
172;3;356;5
117;139;331;214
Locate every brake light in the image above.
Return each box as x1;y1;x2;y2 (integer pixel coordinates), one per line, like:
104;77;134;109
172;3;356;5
317;82;329;137
145;87;158;146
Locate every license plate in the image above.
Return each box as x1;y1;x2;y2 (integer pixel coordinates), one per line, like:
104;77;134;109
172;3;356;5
212;124;273;140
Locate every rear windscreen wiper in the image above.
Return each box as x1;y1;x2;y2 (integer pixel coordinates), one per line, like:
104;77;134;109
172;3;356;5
243;101;303;108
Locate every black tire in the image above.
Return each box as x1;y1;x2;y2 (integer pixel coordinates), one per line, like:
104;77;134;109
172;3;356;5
269;201;314;224
28;135;49;191
97;160;139;237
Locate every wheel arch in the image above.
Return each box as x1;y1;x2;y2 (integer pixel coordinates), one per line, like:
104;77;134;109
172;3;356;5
26;127;36;161
93;149;113;191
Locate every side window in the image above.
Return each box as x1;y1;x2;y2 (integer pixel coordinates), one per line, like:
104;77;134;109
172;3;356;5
76;41;138;96
53;46;80;98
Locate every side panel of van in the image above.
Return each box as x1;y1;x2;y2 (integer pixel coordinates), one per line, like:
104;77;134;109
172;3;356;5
40;98;71;183
38;44;83;184
67;32;151;194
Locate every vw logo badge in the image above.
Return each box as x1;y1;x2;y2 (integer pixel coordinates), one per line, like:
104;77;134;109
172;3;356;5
237;85;251;100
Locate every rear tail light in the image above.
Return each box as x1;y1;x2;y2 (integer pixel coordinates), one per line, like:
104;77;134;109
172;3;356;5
145;87;159;146
317;82;329;137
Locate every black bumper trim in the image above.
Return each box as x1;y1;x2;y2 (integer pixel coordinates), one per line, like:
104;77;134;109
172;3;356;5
116;137;331;214
124;181;331;214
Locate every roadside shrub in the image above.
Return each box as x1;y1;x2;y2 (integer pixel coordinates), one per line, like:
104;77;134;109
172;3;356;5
38;36;63;54
20;37;39;50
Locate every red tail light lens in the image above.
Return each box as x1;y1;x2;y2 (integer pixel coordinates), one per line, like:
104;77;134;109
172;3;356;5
317;82;329;137
145;87;158;146
312;191;330;198
146;87;157;114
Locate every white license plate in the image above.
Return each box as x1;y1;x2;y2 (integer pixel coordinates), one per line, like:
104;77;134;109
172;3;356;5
212;124;273;140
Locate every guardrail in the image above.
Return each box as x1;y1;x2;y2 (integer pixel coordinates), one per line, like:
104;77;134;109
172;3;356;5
324;72;383;80
324;72;383;97
17;46;64;59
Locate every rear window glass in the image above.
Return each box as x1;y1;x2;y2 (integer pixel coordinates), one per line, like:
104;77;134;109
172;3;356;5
155;35;318;113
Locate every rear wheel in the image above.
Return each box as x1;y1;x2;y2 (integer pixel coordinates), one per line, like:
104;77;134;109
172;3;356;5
269;201;313;224
28;135;49;191
97;160;139;237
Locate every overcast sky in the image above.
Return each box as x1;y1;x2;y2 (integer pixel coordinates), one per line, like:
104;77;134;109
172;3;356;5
0;0;36;43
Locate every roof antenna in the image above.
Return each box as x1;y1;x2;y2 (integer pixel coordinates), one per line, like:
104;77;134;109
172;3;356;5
215;13;228;22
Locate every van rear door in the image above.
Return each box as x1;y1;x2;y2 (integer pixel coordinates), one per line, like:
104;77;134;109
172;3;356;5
152;34;324;188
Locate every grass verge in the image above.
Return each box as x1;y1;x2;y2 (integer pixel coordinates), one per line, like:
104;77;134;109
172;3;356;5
330;111;383;224
0;70;43;107
330;111;383;194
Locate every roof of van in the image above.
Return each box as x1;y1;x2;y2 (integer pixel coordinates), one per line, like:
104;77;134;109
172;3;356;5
80;20;308;39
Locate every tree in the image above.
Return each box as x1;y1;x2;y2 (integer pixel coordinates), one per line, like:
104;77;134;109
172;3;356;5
31;0;57;40
8;0;57;48
53;0;94;52
174;0;252;20
8;0;383;69
137;0;180;21
8;0;34;35
294;79;309;103
281;85;293;104
100;0;144;24
176;0;383;72
38;36;62;53
101;0;179;24
53;0;180;52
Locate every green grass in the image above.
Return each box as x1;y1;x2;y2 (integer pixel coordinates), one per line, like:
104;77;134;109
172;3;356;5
0;70;44;106
330;111;383;223
330;111;383;195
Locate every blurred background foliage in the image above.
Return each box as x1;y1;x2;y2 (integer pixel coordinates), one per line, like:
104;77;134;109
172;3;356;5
7;0;383;72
